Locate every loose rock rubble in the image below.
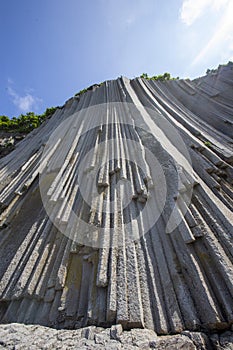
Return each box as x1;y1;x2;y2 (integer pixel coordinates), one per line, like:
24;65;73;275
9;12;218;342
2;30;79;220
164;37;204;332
0;132;25;158
0;323;233;350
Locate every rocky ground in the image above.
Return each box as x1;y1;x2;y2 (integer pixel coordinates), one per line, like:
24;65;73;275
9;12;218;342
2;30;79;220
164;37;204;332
0;132;25;159
0;324;233;350
0;131;26;158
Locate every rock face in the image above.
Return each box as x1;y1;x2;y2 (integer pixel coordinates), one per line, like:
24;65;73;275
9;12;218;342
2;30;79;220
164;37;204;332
0;323;232;349
0;133;26;159
0;63;232;337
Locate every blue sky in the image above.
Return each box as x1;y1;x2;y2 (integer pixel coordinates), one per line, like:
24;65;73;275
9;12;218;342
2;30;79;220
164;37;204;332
1;0;233;117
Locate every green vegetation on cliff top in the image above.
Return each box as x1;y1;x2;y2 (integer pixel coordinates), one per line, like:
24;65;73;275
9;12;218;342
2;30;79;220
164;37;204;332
0;107;57;134
140;72;179;81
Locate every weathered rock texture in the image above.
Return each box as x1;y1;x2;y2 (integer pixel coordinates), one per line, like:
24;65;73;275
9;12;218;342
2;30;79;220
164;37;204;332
0;63;232;337
0;323;232;349
0;133;25;159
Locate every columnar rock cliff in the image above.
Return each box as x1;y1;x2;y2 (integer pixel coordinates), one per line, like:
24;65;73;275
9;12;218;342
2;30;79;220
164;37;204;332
0;64;232;339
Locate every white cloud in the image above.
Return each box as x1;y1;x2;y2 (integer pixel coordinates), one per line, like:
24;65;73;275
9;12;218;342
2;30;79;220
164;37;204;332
191;0;233;65
180;0;229;26
7;84;42;113
178;0;233;68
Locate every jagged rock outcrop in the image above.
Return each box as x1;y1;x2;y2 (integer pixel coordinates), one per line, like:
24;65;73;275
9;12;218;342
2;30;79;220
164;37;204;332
0;63;232;338
0;133;25;159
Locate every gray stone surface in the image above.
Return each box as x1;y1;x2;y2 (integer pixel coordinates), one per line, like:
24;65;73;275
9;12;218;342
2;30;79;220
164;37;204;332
0;63;232;335
0;323;232;349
